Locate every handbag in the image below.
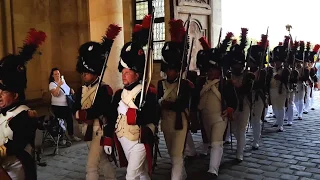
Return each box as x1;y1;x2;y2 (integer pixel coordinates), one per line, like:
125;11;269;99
54;82;75;109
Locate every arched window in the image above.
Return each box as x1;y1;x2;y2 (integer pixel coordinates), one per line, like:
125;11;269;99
134;0;165;61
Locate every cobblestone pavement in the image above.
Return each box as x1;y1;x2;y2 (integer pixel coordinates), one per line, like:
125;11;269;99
37;92;320;180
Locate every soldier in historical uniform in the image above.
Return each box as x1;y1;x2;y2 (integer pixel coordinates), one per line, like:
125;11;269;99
0;28;46;180
102;15;159;180
293;41;308;120
268;37;290;131
308;44;319;110
157;19;195;180
303;43;319;113
247;36;268;150
225;28;255;161
192;36;236;177
73;24;121;180
285;40;299;126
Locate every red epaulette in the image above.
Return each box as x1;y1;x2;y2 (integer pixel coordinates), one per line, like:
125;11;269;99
149;83;155;88
106;85;114;96
28;110;38;118
185;79;195;89
148;86;157;94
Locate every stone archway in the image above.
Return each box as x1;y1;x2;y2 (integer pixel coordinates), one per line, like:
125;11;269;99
188;19;206;71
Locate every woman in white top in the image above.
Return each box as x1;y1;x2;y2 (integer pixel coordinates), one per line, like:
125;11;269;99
49;68;80;141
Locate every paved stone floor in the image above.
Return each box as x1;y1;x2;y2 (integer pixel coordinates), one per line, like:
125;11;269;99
37;92;320;180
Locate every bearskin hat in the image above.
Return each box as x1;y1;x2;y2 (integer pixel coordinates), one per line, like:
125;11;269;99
118;15;151;74
225;28;248;67
248;34;268;67
196;37;220;72
196;32;233;73
273;36;290;62
0;28;46;100
161;19;187;72
77;24;121;75
288;40;299;65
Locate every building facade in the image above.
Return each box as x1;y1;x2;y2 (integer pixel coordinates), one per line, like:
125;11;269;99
0;0;221;101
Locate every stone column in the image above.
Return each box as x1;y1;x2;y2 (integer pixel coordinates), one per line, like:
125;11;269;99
210;0;222;47
88;0;124;91
0;0;14;57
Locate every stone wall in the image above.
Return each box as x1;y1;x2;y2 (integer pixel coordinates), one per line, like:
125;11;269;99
0;0;89;101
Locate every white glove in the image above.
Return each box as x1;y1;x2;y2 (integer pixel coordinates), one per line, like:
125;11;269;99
104;146;112;155
117;100;129;115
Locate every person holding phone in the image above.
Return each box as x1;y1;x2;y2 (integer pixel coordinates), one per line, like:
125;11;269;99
49;68;80;142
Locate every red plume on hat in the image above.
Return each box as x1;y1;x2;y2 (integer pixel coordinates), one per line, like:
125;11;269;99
101;24;122;53
133;15;151;33
278;42;283;46
19;28;46;63
313;44;320;53
259;34;268;48
169;19;186;43
283;36;290;49
199;37;211;50
132;15;151;47
239;28;248;51
220;32;233;53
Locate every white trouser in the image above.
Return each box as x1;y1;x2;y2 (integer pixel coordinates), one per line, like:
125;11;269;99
270;88;287;127
264;106;268;118
304;86;311;111
1;156;25;180
171;156;187;180
231;99;250;159
311;87;315;108
224;123;231;142
201;109;227;175
118;137;149;180
161;111;188;180
251;92;264;146
184;131;197;156
208;142;223;175
294;83;305;118
86;125;116;180
285;92;295;124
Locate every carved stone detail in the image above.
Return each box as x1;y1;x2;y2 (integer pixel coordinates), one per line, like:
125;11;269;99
188;20;206;71
185;0;208;4
177;0;210;10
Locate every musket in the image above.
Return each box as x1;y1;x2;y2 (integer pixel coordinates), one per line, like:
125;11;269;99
217;28;222;48
245;41;253;72
91;25;122;106
177;13;192;96
152;128;161;171
139;7;155;110
183;37;195;79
